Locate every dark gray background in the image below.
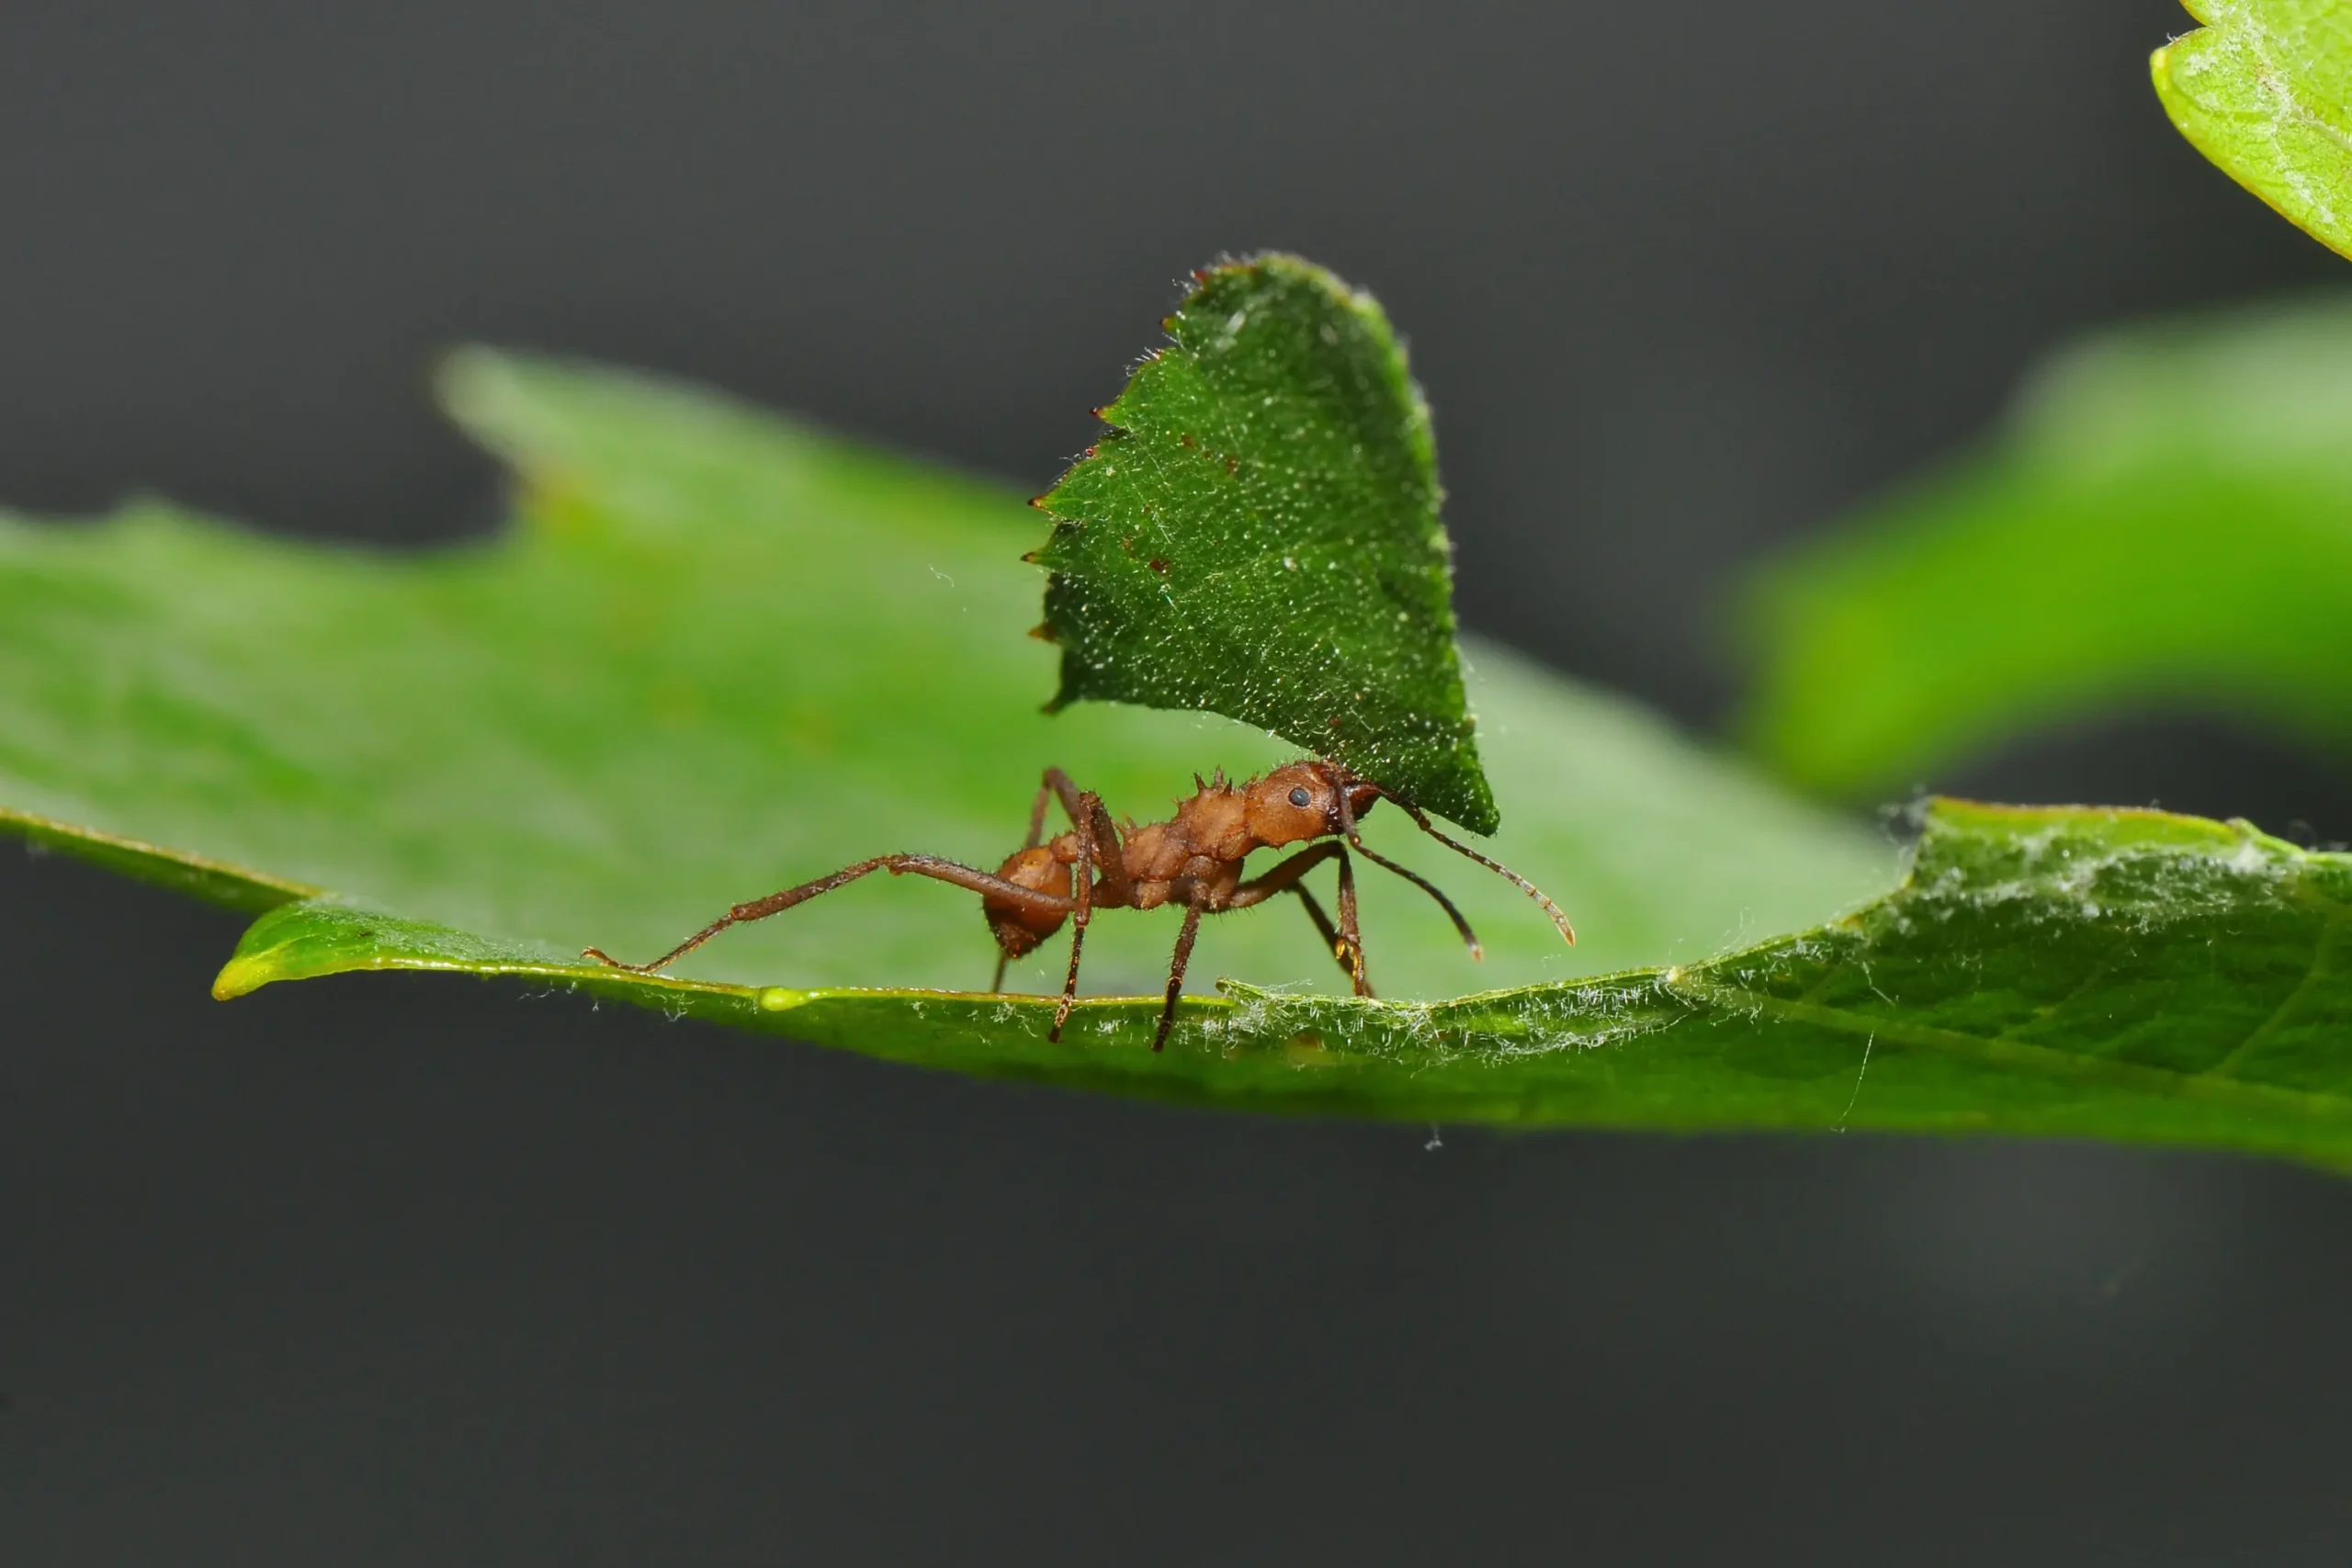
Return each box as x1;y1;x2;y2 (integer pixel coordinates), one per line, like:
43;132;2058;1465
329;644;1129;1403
6;2;2352;1562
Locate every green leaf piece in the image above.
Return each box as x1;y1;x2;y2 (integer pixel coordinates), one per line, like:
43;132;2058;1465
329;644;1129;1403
197;801;2352;1170
1741;293;2352;798
2154;1;2352;261
1030;254;1498;832
0;348;1890;1014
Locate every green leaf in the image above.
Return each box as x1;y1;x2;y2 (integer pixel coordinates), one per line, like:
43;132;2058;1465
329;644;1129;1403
0;348;1890;1017
19;351;2352;1165
2154;1;2352;262
196;800;2352;1170
1030;254;1498;832
1740;293;2352;798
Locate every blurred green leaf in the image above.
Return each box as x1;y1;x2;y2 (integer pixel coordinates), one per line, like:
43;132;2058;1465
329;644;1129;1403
2154;1;2352;261
191;800;2352;1168
0;348;1890;1019
1741;294;2352;798
1032;254;1498;832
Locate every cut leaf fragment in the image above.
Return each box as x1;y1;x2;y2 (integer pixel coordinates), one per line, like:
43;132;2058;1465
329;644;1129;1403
2154;0;2352;261
1030;254;1498;833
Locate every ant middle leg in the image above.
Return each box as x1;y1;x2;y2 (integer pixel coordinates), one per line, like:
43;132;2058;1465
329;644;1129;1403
1152;900;1206;1052
585;854;1074;975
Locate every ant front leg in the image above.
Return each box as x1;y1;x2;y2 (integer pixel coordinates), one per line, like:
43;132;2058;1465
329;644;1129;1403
1289;885;1352;988
1334;846;1368;997
1227;841;1371;998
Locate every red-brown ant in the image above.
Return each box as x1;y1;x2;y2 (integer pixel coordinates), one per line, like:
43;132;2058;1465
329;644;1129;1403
583;759;1574;1052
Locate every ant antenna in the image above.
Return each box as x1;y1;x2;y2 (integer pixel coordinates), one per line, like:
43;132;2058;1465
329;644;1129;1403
1352;840;1484;958
1389;795;1577;946
1332;776;1482;958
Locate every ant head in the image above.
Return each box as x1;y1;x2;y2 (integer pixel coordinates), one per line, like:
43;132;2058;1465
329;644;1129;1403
1242;760;1380;848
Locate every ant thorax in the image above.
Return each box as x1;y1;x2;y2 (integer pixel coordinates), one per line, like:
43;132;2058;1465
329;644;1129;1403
1046;782;1255;912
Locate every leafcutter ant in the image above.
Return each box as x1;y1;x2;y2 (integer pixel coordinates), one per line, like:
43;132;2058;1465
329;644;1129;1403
583;759;1574;1052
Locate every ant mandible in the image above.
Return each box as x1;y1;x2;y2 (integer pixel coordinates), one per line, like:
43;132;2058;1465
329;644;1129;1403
583;759;1574;1052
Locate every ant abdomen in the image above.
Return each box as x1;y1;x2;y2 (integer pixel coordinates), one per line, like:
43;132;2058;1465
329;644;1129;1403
986;844;1072;956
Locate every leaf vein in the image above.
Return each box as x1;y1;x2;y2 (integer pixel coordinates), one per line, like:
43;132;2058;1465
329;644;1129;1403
1664;967;2352;1124
2209;908;2352;1081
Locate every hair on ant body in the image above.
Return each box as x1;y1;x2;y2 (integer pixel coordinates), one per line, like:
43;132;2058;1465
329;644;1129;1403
584;759;1574;1052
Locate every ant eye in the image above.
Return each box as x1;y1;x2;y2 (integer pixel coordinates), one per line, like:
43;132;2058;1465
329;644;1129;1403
1288;786;1312;807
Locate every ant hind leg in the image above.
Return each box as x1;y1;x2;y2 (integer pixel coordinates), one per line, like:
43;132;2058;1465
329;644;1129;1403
584;854;1074;975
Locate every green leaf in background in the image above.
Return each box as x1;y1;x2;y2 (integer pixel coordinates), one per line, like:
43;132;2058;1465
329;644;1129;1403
0;348;1890;1017
1740;293;2352;799
2154;0;2352;261
192;800;2352;1171
1030;254;1499;832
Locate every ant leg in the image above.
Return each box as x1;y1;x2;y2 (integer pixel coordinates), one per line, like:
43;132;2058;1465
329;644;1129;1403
1080;792;1132;907
1040;769;1131;907
1227;840;1345;904
1021;781;1053;852
1152;901;1206;1053
1288;885;1372;997
1347;840;1484;960
1334;846;1371;998
1290;884;1340;952
1332;784;1486;959
1228;843;1369;996
1048;803;1099;1043
992;781;1059;993
584;854;1074;975
1227;843;1352;988
1042;767;1089;825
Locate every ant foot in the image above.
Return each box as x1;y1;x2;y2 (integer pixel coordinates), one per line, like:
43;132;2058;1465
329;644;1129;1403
581;946;661;974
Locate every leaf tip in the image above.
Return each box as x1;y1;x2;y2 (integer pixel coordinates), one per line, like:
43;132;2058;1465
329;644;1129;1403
210;953;277;1000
